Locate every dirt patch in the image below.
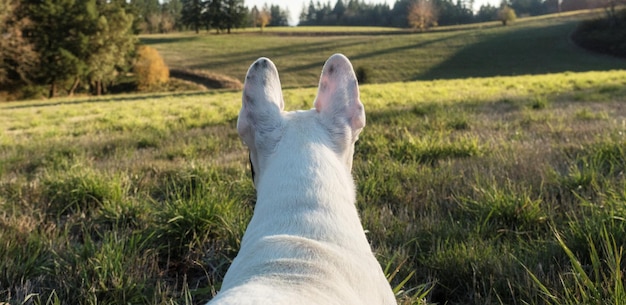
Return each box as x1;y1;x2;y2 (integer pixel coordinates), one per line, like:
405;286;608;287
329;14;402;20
169;68;243;90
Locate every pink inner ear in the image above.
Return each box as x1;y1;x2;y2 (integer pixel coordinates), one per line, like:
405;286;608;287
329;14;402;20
237;101;255;145
314;56;365;134
313;78;336;113
349;98;366;131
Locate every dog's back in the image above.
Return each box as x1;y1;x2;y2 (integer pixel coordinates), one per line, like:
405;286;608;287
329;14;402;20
207;54;396;305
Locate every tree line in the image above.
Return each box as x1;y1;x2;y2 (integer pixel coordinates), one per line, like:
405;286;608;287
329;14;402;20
126;0;608;33
0;0;293;100
298;0;606;27
179;0;291;33
100;0;613;34
0;0;612;100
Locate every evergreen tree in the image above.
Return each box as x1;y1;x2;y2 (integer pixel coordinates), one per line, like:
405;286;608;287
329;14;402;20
21;0;135;97
430;0;472;25
0;0;38;89
298;1;317;25
250;5;260;27
560;0;594;11
315;2;332;24
510;0;545;16
542;0;561;13
181;0;204;33
391;0;412;27
222;0;247;33
180;0;247;34
268;5;289;26
205;0;223;32
306;1;317;24
333;0;346;21
87;1;136;95
24;0;99;97
299;0;393;26
475;3;498;22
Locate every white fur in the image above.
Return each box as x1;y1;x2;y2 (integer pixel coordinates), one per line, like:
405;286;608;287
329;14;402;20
206;54;396;305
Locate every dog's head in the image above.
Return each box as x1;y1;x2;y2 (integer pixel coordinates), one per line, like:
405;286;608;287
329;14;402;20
237;54;365;187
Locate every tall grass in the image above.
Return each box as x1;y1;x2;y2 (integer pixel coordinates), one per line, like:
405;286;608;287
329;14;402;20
1;69;626;304
525;225;625;305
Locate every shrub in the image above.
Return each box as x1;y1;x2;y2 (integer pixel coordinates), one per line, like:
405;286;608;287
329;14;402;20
355;66;372;84
133;45;169;90
572;9;626;58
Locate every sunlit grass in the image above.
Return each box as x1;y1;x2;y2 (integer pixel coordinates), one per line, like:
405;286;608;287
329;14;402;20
1;68;626;304
4;9;626;303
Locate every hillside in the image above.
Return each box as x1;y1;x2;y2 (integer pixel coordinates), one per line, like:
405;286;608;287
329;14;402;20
144;10;626;89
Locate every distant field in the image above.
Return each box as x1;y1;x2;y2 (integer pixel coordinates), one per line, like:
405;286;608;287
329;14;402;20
143;10;625;88
2;69;626;304
232;25;407;33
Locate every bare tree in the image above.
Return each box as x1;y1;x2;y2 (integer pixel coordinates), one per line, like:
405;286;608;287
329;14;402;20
407;0;438;31
159;12;175;33
146;13;161;33
498;4;516;26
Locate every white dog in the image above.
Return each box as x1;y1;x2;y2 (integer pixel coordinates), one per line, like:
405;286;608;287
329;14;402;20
207;54;396;305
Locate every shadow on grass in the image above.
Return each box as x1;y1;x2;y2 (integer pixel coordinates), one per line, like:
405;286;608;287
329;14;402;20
281;32;468;74
1;91;220;110
139;36;199;45
188;38;367;72
418;20;626;80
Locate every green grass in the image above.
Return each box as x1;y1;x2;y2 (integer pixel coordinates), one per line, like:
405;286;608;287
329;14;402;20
3;10;626;304
143;11;626;88
2;68;626;304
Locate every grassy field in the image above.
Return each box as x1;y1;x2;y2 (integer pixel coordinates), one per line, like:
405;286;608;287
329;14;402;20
2;68;626;304
2;10;626;305
143;10;626;88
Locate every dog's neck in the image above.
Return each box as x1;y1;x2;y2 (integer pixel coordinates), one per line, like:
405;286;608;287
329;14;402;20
243;111;367;249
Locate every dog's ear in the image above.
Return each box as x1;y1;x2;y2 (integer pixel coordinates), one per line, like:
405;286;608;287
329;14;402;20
314;54;365;143
237;57;285;148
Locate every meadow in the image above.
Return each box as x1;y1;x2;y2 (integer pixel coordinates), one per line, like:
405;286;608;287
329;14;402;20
2;11;626;305
142;10;626;88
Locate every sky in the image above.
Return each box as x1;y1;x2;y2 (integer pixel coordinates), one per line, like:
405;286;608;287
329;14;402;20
245;0;502;25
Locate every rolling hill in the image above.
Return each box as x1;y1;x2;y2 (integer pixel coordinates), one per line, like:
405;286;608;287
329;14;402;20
143;10;626;88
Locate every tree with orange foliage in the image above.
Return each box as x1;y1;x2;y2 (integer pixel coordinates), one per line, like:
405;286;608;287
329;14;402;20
257;5;271;32
133;45;169;91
